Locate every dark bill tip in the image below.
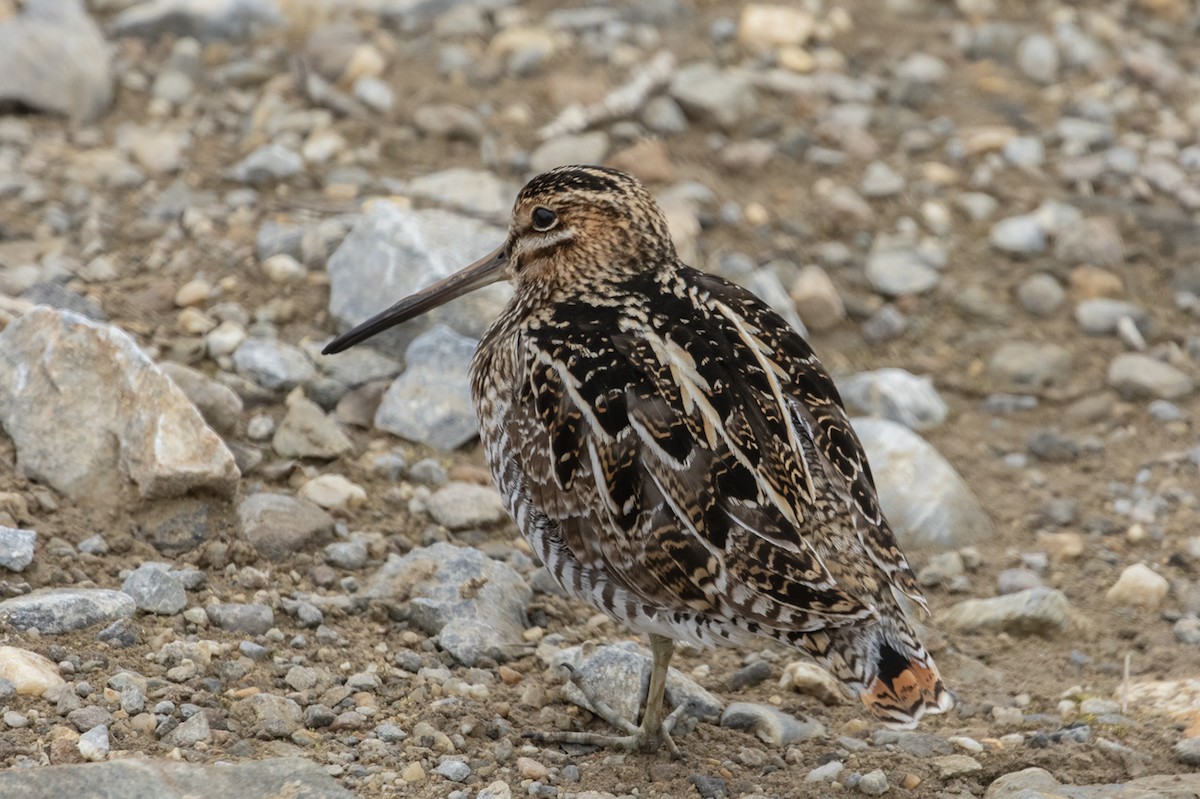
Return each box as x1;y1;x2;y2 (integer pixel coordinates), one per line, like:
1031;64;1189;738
321;245;507;355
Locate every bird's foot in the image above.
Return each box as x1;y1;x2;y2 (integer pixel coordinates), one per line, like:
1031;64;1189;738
523;663;689;758
524;702;689;758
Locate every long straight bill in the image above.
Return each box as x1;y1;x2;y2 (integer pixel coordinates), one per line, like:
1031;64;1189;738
322;245;507;354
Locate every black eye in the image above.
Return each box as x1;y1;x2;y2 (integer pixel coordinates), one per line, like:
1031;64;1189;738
531;206;558;231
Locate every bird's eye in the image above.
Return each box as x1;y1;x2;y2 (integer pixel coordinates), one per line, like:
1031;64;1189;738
531;206;558;232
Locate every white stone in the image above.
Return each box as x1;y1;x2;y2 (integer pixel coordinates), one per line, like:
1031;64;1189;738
298;474;367;514
1106;563;1169;608
262;253;306;284
0;645;66;696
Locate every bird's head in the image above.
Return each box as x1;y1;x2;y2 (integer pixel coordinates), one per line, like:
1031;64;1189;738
322;165;674;355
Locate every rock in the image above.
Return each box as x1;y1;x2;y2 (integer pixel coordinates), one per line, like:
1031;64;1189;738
838;369;947;431
159;362;243;435
865;248;939;296
852;418;992;550
405;169;518;220
0;646;66;696
374;326;479;451
1071;265;1124;298
997;569;1042;595
325;539;368;570
553;642;723;725
111;0;282;41
1016;274;1065;317
77;724;109;761
272;394;352;459
989;214;1045;255
142;500;218;556
227;143;304;184
0;309;239;502
529;132;610;174
1106;564;1169;608
1175;738;1200;767
162;710;211;747
425;482;506;529
1056;217;1124;268
669;62;757;131
365;543;531;666
859;161;905;198
238;493;335;561
0;589;135;634
858;769;889;795
779;662;846;705
1108;354;1193;400
230;694;303;739
1075;299;1147;335
790;265;845;331
0;527;36;572
806;760;845;783
206;603;273;635
354;77;393;112
0;0;112;123
986;768;1200;799
933;755;983;779
305;342;401;389
643;96;689;134
738;4;814;49
298;474;366;514
1016;34;1058;83
433;760;471;782
326;202;511;355
939;587;1070;636
233;338;317;392
121;565;187;615
987;342;1071;389
414;103;484;141
720;702;823;745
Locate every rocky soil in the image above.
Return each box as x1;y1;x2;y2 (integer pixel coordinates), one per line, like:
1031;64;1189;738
0;0;1199;797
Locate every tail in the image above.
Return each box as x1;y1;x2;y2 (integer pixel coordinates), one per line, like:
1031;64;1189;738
801;622;954;729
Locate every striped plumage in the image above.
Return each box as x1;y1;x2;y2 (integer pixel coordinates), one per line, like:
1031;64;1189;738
324;165;953;754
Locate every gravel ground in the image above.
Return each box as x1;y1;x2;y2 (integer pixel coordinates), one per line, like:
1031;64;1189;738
0;0;1199;797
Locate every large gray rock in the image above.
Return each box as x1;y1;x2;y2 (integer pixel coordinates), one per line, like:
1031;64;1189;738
939;588;1070;636
986;767;1200;799
365;542;530;666
838;369;947;431
551;641;724;725
852;418;992;550
0;309;238;502
111;0;284;42
0;589;135;634
326;202;512;356
0;0;112;123
0;756;353;799
374;325;479;451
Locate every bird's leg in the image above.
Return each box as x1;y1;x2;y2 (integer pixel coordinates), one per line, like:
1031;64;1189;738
525;634;683;758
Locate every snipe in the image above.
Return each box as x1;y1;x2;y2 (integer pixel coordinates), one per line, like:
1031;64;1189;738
324;165;953;756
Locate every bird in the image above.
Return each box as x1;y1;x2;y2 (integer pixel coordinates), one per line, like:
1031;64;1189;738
322;164;954;756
